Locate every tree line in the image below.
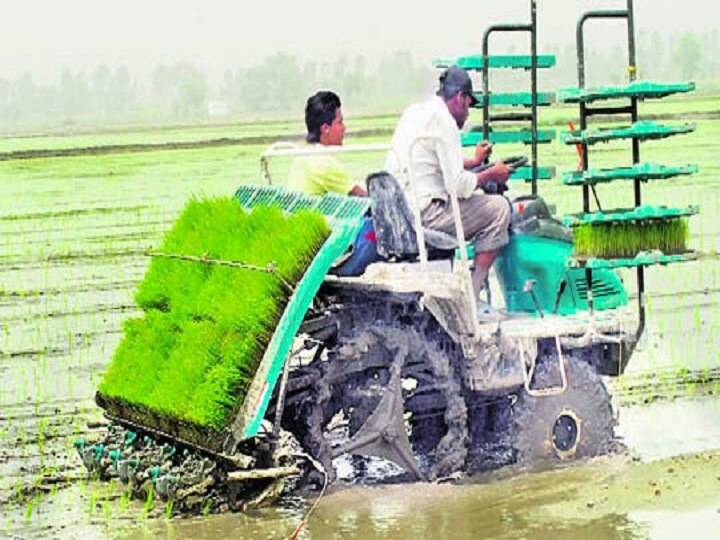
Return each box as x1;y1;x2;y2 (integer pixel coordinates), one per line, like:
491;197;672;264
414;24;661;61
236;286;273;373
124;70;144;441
0;30;715;132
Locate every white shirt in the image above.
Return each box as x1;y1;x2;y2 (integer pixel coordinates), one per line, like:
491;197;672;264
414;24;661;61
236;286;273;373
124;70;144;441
384;95;476;211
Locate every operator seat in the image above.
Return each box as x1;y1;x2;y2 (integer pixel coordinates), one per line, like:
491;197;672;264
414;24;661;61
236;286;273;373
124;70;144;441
366;171;459;261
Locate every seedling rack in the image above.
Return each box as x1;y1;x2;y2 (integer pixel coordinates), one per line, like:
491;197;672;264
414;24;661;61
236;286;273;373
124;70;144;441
557;0;700;352
434;0;556;194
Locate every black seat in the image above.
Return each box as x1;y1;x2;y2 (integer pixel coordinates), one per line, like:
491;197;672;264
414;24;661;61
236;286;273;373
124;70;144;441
366;171;459;261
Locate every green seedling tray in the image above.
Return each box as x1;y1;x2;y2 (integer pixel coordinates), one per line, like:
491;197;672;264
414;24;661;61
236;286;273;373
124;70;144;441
557;81;695;103
462;129;556;146
569;251;698;269
563;204;699;227
231;185;369;440
472;92;555;107
562;163;699;185
561;121;696;145
434;55;556;70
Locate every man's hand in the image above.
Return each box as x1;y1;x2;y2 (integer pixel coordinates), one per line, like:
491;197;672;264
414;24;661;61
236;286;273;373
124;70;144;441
464;141;493;170
476;161;511;188
474;141;493;165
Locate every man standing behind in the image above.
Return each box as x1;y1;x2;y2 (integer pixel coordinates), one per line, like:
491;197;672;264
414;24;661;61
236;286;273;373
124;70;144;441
384;66;512;301
288;91;367;197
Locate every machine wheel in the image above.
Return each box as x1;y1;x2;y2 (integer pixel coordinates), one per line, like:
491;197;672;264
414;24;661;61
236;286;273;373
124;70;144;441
294;322;468;483
511;354;615;462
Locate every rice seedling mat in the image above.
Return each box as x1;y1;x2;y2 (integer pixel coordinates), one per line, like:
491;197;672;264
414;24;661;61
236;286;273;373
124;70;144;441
97;185;369;453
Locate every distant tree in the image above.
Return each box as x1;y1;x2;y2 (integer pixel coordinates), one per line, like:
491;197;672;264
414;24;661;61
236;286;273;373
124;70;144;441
9;73;40;124
645;31;668;80
0;78;9;121
92;64;111;116
151;62;207;117
57;69;91;119
107;65;136;114
344;55;366;101
227;53;304;114
671;31;702;80
699;29;720;80
173;63;207;116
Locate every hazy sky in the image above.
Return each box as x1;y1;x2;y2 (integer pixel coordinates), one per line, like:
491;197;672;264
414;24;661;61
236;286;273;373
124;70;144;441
2;0;716;83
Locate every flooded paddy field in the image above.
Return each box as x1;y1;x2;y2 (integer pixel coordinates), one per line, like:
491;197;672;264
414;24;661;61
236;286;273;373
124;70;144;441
1;107;719;538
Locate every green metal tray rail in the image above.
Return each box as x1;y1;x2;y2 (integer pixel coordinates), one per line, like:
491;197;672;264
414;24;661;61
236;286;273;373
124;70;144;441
569;251;698;270
510;166;556;181
561;120;696;145
557;81;695;104
434;55;556;70
563;204;700;227
230;185;369;441
562;163;699;186
462;129;556;146
472;91;555;107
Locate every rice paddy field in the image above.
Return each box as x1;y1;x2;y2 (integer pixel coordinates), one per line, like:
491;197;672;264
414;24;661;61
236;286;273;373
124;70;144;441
1;92;719;538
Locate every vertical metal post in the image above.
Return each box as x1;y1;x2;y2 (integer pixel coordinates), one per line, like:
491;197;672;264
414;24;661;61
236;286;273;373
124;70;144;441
627;0;646;347
482;28;491;143
576;15;589;214
530;0;539;196
575;0;646;347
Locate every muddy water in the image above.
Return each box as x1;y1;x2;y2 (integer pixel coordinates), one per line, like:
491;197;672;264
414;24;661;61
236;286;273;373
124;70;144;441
2;396;719;539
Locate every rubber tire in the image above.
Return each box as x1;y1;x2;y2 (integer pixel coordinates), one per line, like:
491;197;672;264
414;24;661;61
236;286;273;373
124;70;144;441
511;355;614;462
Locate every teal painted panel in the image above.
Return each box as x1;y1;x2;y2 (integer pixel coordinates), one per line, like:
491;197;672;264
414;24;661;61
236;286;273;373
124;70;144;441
568;251;698;269
472;92;555;107
462;129;556;146
563;205;700;227
510;166;556;180
434;55;556;70
557;81;695;103
562;163;699;185
232;185;370;440
561;121;696;145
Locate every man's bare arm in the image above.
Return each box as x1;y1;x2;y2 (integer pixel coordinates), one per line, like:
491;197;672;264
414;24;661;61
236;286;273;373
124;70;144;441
348;184;368;197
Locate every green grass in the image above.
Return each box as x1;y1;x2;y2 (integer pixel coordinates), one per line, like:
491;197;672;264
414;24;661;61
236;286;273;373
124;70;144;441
97;196;330;432
573;218;690;258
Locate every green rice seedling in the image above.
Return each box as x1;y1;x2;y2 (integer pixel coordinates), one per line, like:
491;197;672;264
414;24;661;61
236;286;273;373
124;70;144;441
14;482;24;505
573;218;690;259
142;488;154;518
97;196;331;442
118;490;131;513
24;499;33;523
